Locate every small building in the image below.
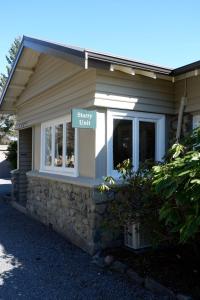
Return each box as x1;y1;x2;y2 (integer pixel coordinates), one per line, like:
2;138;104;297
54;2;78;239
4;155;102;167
0;36;199;254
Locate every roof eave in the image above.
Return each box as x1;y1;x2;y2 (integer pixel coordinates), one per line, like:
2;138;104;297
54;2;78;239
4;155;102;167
0;36;86;109
171;60;200;76
2;35;200;112
87;51;172;75
23;36;85;65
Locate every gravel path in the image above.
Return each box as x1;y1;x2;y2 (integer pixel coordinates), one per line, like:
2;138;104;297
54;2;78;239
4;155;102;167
0;200;159;300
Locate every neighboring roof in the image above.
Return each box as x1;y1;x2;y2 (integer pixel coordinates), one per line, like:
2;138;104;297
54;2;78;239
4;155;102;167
1;35;200;110
172;60;200;75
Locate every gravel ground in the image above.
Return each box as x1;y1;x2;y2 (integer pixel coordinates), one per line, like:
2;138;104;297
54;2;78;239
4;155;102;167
0;200;160;300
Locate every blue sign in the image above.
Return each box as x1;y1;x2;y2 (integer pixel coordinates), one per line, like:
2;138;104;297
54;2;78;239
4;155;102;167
72;108;96;129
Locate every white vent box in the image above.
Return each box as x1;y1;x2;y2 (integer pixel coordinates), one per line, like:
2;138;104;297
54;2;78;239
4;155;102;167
124;223;151;250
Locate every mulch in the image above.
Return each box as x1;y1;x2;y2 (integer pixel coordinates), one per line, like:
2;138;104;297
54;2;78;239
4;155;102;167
104;244;200;299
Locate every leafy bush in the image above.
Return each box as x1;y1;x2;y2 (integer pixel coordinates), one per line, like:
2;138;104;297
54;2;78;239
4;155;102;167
99;160;168;245
153;127;200;244
5;141;17;169
99;127;200;247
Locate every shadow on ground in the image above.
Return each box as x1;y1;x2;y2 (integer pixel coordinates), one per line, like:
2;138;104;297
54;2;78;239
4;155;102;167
0;201;158;300
0;159;11;179
0;179;11;197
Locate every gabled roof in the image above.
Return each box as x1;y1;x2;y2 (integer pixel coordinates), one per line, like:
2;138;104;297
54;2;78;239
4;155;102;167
22;36;174;74
1;35;200;111
0;36;86;111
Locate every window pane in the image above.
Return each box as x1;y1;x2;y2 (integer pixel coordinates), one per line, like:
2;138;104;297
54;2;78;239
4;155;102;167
54;124;63;167
139;121;155;163
45;127;52;166
113;119;132;169
66;122;75;168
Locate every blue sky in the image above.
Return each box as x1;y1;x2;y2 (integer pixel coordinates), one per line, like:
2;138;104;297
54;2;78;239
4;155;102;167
1;0;200;73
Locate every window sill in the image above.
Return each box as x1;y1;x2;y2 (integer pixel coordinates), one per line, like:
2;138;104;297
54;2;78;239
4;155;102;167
26;170;104;188
39;168;78;177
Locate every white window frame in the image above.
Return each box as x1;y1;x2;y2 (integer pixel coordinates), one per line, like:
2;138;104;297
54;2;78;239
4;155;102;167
40;115;78;177
193;114;200;129
107;109;165;178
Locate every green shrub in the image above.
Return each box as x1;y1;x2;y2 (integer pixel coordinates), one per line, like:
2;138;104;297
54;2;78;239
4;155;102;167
99;127;200;247
5;140;17;169
99;160;168;245
153;128;200;244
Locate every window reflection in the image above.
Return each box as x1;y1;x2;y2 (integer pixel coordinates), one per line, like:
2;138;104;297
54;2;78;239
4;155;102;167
113;119;132;168
66;122;75;168
54;124;63;167
139;121;155;163
45;127;52;166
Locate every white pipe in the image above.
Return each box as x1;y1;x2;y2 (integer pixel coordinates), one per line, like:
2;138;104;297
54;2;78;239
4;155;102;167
176;96;187;141
85;52;88;69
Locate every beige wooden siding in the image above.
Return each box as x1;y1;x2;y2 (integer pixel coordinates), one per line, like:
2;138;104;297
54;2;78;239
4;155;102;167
15;54;97;178
15;54;179;180
17;54;81;105
0;100;15;113
79;128;95;178
95;70;175;114
175;76;200;113
16;54;96;125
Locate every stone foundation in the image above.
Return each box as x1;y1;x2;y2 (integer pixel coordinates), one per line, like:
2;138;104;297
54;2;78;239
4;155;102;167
26;173;122;255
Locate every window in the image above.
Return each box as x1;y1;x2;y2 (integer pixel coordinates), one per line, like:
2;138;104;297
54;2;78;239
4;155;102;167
107;109;165;177
54;124;63;167
139;121;155;163
66;122;75;168
113;119;132;168
193;114;200;129
41;116;78;176
45;127;52;166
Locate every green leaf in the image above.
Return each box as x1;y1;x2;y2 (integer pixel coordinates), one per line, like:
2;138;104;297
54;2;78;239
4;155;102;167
190;179;200;184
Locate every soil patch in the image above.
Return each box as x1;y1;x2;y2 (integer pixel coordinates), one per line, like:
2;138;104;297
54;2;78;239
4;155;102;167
104;245;200;299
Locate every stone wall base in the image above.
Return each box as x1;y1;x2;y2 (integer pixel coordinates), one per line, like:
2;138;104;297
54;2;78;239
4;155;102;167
26;173;122;255
11;200;28;215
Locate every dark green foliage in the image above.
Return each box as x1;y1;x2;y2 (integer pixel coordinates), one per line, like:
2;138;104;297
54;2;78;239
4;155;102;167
99;127;200;247
0;37;21;142
5;141;17;169
153;127;200;244
0;74;7;91
5;38;21;72
0;37;21;92
0;114;15;144
99;160;168;245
